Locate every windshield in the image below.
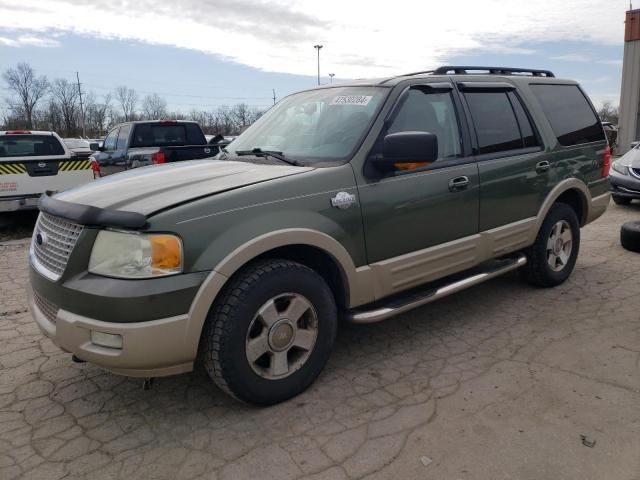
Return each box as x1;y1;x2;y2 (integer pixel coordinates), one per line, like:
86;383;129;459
64;139;90;149
227;86;387;163
0;135;65;158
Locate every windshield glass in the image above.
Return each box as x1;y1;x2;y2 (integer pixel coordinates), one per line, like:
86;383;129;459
64;139;90;149
0;135;65;158
227;86;387;162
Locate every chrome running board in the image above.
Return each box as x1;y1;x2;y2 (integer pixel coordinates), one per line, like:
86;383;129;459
345;254;527;324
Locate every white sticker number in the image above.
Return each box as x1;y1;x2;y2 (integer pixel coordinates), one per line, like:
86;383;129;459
330;95;373;106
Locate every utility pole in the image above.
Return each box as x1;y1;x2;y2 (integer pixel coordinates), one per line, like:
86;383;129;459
314;45;323;85
272;88;277;105
329;73;335;84
76;71;86;138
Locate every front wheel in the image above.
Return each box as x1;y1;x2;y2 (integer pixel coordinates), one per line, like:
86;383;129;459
519;203;580;287
200;260;337;405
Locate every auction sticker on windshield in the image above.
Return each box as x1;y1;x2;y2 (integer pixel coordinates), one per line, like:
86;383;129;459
330;95;373;106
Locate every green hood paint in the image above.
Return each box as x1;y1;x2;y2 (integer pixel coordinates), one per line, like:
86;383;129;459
56;159;313;215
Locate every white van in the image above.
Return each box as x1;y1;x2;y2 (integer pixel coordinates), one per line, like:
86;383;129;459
0;130;97;212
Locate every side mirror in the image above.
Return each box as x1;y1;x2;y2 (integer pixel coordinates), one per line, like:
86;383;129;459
89;142;100;151
372;131;438;172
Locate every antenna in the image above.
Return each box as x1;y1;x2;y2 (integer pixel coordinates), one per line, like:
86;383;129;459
272;88;277;105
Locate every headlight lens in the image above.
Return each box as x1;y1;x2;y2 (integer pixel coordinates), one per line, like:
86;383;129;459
89;230;183;279
612;161;628;175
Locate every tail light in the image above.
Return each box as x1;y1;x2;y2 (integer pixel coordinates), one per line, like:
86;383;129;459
151;151;166;164
91;158;101;179
602;145;611;177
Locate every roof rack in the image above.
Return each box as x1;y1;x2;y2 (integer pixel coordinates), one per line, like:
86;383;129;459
431;66;555;77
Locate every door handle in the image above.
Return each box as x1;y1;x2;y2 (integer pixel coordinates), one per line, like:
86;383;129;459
449;176;470;192
536;160;551;173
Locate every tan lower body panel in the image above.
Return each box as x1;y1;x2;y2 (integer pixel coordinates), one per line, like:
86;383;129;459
365;218;537;299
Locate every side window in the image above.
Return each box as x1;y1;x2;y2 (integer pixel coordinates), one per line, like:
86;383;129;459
508;92;539;148
103;128;119;151
116;125;131;150
530;84;605;146
464;92;523;155
385;88;462;167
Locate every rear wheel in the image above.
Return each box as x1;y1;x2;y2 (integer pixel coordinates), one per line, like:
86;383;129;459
200;259;337;405
612;195;632;206
519;203;580;287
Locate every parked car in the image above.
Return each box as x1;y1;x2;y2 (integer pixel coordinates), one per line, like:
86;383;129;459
28;66;610;405
91;120;218;175
0;130;97;213
610;142;640;204
63;138;95;160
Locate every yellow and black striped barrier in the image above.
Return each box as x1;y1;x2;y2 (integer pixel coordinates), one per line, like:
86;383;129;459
0;163;27;175
59;160;92;171
0;160;92;175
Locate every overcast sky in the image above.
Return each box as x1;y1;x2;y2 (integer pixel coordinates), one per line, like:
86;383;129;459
0;0;630;110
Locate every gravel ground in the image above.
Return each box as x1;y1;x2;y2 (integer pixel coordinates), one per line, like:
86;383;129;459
0;201;639;480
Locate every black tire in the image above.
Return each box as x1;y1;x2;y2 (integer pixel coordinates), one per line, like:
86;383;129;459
612;195;632;206
200;259;337;405
621;221;640;253
519;202;580;287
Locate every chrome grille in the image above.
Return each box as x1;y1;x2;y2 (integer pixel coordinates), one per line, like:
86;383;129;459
32;213;83;280
33;289;59;324
630;168;640;180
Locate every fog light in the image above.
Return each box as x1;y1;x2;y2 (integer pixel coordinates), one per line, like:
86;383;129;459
90;331;123;349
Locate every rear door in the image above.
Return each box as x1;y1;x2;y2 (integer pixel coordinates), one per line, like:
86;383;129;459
458;83;547;231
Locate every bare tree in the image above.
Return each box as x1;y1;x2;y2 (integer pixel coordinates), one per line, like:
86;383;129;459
141;93;168;120
2;62;49;129
114;85;138;121
50;78;79;136
85;92;112;136
597;101;619;125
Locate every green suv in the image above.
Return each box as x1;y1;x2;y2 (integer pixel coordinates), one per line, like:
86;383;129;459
28;66;611;405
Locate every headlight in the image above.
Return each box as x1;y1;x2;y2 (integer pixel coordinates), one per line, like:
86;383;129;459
89;230;183;279
612;161;628;175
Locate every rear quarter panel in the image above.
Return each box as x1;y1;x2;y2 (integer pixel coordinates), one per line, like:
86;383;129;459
516;80;609;202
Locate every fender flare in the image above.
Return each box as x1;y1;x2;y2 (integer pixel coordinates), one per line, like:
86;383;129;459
181;229;370;359
530;179;591;242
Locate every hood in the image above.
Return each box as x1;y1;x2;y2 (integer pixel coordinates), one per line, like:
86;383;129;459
57;159;312;215
618;147;640;168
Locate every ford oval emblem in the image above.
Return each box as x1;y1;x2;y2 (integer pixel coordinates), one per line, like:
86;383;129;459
38;162;46;168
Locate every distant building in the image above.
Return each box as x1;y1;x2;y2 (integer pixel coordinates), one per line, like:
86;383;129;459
618;8;640;154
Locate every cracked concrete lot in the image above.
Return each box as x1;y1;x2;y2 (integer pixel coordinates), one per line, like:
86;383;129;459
1;202;639;480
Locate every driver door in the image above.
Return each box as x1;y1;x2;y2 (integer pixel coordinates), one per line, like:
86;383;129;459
358;83;481;296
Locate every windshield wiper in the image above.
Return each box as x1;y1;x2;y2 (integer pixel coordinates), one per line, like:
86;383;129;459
234;148;300;166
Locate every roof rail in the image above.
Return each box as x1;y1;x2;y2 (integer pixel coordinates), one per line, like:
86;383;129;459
431;66;555;77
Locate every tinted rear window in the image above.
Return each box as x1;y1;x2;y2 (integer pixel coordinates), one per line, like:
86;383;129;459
530;84;605;146
130;123;205;147
0;135;65;158
465;92;524;154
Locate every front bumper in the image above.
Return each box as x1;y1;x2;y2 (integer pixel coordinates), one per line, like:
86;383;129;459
610;171;640;199
28;286;195;377
0;195;40;212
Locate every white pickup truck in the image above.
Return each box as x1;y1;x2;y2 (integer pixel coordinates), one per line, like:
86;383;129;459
0;130;98;213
